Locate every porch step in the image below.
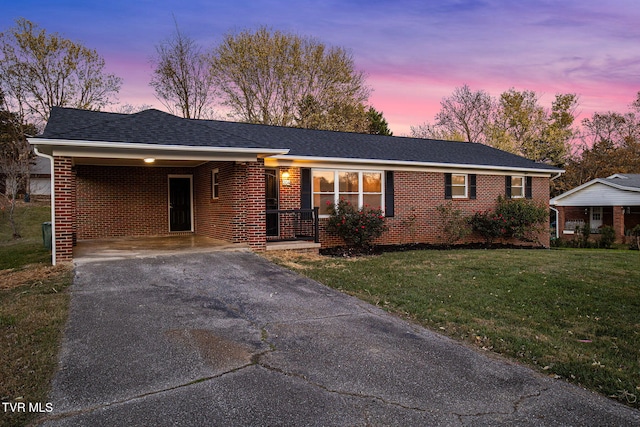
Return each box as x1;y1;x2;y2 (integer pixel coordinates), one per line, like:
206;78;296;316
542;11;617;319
266;241;321;252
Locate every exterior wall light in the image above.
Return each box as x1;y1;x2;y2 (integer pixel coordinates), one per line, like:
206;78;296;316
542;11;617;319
144;158;155;164
281;171;291;186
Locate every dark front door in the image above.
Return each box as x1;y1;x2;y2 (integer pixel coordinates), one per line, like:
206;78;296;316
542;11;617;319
169;177;192;232
265;169;279;237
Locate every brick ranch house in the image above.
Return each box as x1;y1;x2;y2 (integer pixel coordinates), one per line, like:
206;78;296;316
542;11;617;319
551;174;640;243
29;107;561;265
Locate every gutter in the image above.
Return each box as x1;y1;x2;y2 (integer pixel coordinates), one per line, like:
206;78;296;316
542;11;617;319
33;147;56;265
27;138;290;156
271;154;563;175
549;206;559;240
551;171;563;181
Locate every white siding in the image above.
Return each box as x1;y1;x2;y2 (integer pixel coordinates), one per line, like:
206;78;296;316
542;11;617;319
554;182;640;206
29;178;51;195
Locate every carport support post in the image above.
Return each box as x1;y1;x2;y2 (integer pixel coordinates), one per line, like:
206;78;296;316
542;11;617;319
244;159;266;251
53;156;76;263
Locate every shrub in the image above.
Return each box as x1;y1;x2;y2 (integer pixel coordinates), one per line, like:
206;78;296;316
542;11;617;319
630;225;640;251
468;210;505;246
469;197;548;246
326;199;388;250
574;224;592;248
495;196;548;243
436;202;471;247
598;225;616;249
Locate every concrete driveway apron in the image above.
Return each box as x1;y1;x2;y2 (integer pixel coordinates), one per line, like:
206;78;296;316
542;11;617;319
40;251;639;426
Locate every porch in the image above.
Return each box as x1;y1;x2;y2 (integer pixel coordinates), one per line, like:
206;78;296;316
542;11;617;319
557;205;640;242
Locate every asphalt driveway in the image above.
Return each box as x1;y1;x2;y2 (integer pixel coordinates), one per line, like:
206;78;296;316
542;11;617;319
40;251;639;426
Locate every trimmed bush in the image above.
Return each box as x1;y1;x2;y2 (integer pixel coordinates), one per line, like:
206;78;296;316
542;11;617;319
326;199;387;250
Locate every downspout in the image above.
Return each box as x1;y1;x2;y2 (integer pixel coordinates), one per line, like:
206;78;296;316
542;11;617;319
549;206;559;240
549;171;562;240
33;147;56;265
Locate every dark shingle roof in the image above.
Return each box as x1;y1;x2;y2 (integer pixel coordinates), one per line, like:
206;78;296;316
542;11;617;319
39;107;560;172
41;108;264;148
602;174;640;189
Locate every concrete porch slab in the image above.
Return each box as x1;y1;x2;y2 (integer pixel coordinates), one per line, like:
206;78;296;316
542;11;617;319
266;241;321;251
74;235;249;264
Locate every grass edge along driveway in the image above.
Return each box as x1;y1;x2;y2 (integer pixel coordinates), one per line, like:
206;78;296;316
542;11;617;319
264;248;640;410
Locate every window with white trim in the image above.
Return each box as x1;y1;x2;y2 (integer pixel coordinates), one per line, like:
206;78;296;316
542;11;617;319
510;176;524;198
451;174;467;198
212;168;220;199
312;170;383;215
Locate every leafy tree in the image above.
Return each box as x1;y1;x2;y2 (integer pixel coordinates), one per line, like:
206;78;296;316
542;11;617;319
366;107;393;136
0;18;122;127
209;27;370;127
296;95;369;133
552;94;640;196
491;90;576;165
411;85;577;166
150;23;215;119
554;137;640;195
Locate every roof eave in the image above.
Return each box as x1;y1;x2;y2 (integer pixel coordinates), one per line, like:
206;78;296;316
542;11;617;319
551;178;640;205
272;154;563;174
27;137;290;158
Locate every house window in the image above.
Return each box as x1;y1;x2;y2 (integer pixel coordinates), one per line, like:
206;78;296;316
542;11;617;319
451;174;467;198
211;168;219;199
445;173;476;199
510;176;524;198
312;169;383;216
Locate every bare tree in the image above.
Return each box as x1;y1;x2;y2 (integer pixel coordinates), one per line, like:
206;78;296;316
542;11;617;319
111;103;154;114
0;18;122;128
150;24;216;119
209;26;370;127
0;90;37;239
435;84;493;144
410;121;465;141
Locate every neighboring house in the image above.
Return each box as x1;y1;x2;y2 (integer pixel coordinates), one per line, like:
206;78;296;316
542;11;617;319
29;107;561;264
0;155;50;200
550;174;640;243
28;155;52;198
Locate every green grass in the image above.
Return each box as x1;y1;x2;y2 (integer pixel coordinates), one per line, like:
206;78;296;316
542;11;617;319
266;248;640;408
0;202;72;427
0;203;52;269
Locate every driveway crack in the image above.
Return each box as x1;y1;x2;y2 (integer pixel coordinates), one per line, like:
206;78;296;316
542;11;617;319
37;361;261;423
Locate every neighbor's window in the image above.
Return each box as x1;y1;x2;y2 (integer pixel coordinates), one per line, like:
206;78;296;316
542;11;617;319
510;176;524;198
451;174;467;198
313;169;383;215
212;168;220;199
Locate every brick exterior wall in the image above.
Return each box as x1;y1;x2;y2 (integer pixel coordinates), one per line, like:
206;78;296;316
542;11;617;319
56;161;550;262
194;161;242;242
53;156;75;263
74;160;267;250
75;165;194;239
278;168;551;248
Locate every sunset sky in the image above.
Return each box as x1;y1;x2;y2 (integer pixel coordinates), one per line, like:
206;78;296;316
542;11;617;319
2;0;639;135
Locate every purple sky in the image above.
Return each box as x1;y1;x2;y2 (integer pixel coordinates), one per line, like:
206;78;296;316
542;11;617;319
3;0;639;135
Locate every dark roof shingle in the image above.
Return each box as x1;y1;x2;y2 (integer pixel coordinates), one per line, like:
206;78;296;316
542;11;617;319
39;107;560;172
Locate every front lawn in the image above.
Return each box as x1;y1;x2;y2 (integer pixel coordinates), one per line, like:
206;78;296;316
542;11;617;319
265;248;640;409
0;203;72;427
